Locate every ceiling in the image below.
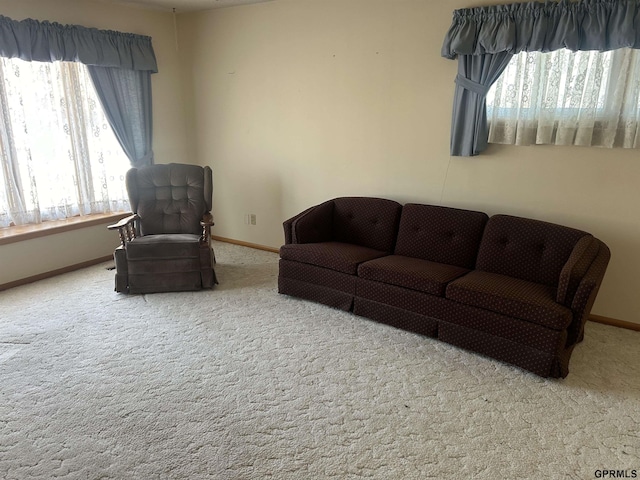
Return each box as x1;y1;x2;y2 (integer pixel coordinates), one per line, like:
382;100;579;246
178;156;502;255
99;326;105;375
94;0;273;13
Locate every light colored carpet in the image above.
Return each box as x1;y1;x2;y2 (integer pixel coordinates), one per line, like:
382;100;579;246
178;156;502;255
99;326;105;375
1;241;639;479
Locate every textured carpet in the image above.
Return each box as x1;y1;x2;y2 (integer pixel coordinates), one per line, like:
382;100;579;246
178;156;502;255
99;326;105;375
1;241;639;479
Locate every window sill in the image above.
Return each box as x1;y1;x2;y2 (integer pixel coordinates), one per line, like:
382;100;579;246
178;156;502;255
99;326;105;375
0;212;130;246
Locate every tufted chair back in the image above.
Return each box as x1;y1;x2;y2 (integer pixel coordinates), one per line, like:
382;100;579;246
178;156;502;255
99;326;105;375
127;163;212;236
332;197;403;253
476;215;589;287
394;204;488;268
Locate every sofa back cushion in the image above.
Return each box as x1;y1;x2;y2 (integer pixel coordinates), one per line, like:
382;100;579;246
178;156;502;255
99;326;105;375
394;204;489;268
476;215;589;287
332;197;402;253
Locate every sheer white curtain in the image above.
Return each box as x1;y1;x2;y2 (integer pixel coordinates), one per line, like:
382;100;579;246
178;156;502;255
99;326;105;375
0;57;130;228
487;47;640;148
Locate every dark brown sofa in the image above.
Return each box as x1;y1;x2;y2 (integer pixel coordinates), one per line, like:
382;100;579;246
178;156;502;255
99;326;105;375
278;197;610;378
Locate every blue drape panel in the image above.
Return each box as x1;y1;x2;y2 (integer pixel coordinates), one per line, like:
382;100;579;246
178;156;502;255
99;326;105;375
441;0;640;156
0;15;157;72
88;66;154;167
0;14;157;167
450;53;513;157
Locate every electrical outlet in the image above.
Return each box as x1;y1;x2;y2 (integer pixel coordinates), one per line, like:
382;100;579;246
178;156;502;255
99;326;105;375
250;214;257;225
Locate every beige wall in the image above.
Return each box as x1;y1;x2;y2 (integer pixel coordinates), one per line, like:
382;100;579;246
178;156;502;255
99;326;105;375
0;222;117;286
0;0;189;285
1;0;637;324
179;0;638;324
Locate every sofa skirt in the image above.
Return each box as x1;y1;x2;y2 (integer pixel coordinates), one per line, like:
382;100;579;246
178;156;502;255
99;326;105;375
353;298;438;338
279;262;575;378
278;259;356;311
438;321;568;377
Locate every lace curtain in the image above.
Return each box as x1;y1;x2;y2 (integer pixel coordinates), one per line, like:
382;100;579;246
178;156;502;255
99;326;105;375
441;0;640;156
487;48;640;148
0;57;130;227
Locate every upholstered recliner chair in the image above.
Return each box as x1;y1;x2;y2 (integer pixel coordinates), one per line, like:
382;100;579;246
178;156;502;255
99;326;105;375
108;163;217;294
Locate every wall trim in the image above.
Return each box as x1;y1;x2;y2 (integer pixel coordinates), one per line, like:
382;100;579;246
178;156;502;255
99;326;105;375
2;240;639;334
0;237;278;292
0;255;113;292
589;314;640;332
212;235;280;253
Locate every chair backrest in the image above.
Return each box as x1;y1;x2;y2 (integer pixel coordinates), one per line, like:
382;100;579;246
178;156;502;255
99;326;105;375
126;163;212;236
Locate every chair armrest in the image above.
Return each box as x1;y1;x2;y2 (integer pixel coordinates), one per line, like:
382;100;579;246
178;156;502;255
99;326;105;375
107;214;139;247
200;212;214;227
200;212;214;246
284;200;334;244
107;213;139;230
565;240;611;345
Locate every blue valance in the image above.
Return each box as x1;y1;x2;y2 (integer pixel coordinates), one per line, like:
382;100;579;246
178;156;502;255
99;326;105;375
442;0;640;59
0;15;157;72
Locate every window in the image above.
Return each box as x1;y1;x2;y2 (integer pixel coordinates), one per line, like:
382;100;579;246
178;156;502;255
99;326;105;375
486;48;640;148
0;57;130;228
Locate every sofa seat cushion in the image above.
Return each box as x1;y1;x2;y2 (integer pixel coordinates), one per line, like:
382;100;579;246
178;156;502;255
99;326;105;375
446;270;572;330
126;234;201;260
279;241;387;275
358;255;470;297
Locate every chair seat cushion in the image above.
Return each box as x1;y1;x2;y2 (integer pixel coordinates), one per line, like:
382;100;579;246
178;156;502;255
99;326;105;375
358;255;470;297
279;241;387;275
446;270;572;330
126;234;201;260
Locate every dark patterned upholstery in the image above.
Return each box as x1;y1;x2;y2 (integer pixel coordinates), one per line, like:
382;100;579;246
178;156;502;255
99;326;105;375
440;301;567;353
557;235;600;305
279;259;356;294
283;206;315;245
476;215;589;287
358;255;469;296
356;278;450;319
278;260;357;311
394;204;488;268
446;270;572;330
279;197;402;310
279;276;354;311
279;242;387;275
567;240;611;345
332;197;402;252
291;201;334;244
278;197;610;378
438;322;558;378
353;298;438;338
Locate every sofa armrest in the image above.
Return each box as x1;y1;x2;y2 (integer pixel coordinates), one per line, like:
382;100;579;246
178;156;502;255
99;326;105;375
565;240;611;345
556;235;600;305
282;200;334;244
283;206;315;244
